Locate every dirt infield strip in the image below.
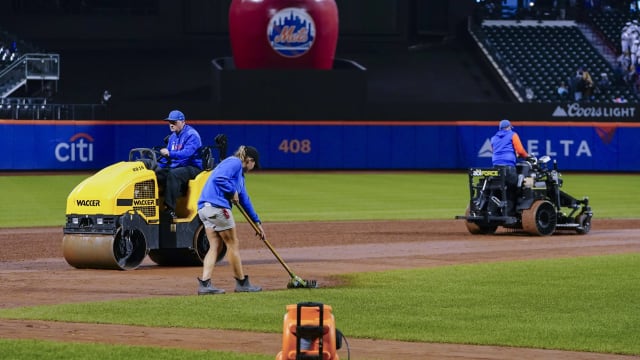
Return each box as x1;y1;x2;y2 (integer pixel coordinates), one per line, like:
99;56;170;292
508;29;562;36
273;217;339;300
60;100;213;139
1;219;639;360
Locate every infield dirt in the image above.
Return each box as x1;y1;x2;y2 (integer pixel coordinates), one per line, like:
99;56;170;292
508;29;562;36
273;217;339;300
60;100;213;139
1;219;639;359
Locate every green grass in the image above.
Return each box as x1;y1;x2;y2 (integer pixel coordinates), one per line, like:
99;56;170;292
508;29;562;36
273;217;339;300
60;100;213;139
554;173;638;219
1;254;639;355
1;174;89;227
0;339;272;360
1;172;637;227
249;173;465;221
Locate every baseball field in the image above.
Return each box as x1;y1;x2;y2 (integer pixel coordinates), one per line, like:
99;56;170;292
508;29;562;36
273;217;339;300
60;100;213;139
0;172;639;360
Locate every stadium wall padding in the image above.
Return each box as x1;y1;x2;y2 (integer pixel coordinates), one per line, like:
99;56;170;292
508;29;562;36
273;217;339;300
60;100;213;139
2;120;638;172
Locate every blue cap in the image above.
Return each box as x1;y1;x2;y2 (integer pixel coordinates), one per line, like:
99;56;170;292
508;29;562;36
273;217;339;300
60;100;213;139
499;119;511;129
165;110;185;121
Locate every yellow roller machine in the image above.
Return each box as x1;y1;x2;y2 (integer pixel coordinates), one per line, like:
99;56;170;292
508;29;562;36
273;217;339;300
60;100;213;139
62;136;228;270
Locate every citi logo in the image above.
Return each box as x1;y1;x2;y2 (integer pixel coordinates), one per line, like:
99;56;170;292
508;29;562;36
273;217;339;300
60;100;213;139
56;133;94;162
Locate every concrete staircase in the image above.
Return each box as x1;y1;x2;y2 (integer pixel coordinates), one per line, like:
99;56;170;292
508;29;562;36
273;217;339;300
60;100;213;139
576;22;617;65
0;53;60;98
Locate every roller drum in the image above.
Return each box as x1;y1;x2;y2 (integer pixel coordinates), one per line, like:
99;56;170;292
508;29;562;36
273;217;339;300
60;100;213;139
63;230;147;270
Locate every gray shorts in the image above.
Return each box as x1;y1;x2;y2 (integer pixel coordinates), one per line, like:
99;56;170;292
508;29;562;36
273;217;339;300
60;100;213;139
198;203;235;231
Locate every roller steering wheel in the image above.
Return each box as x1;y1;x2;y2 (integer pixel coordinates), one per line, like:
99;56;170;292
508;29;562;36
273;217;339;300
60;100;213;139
128;148;163;170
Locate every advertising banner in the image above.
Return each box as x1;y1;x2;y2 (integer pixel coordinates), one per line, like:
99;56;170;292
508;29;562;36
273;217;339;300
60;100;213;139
2;120;638;172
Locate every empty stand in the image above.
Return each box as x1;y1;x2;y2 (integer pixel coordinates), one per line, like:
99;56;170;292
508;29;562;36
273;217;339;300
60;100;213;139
587;10;633;54
474;20;638;103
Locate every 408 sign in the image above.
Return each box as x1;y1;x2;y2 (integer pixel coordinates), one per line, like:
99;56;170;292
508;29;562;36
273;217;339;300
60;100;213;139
278;139;311;153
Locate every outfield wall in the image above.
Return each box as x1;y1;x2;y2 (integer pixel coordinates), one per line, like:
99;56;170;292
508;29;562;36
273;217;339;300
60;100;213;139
2;120;639;172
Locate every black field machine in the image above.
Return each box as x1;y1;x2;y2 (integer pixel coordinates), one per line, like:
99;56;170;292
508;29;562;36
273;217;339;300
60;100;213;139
456;156;593;236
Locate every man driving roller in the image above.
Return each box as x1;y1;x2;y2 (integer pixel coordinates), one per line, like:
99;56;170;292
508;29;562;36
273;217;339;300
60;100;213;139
155;109;203;219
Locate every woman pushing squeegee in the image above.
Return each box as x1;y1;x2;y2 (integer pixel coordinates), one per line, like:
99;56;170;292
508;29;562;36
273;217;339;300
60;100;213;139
196;144;317;293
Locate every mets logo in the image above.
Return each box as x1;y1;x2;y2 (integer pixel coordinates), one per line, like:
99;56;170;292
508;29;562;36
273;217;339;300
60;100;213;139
267;7;315;58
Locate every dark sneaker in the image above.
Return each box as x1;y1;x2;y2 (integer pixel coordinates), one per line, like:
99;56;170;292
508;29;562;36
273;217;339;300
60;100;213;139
235;275;262;292
197;277;225;295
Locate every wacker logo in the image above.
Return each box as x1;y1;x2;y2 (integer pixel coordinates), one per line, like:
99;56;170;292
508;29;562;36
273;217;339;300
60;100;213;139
56;133;94;162
76;199;100;206
552;103;636;118
133;199;155;206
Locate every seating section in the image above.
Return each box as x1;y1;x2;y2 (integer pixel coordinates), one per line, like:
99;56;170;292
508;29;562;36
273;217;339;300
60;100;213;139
587;10;635;53
480;22;638;103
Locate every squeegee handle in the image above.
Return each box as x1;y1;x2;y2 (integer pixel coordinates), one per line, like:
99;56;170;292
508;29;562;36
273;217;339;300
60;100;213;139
234;201;263;237
234;201;299;280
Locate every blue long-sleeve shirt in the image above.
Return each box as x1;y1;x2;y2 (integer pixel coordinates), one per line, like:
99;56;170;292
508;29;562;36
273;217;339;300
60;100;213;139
158;124;203;169
197;156;261;223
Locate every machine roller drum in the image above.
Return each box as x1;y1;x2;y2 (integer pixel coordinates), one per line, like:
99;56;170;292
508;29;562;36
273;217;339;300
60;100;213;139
522;200;557;236
63;228;148;270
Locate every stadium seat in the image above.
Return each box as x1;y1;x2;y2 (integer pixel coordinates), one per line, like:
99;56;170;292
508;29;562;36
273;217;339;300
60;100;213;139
477;21;638;103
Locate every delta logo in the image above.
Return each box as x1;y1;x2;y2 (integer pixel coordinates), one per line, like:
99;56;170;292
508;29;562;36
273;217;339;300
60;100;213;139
55;133;94;163
477;138;593;158
267;7;315;58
